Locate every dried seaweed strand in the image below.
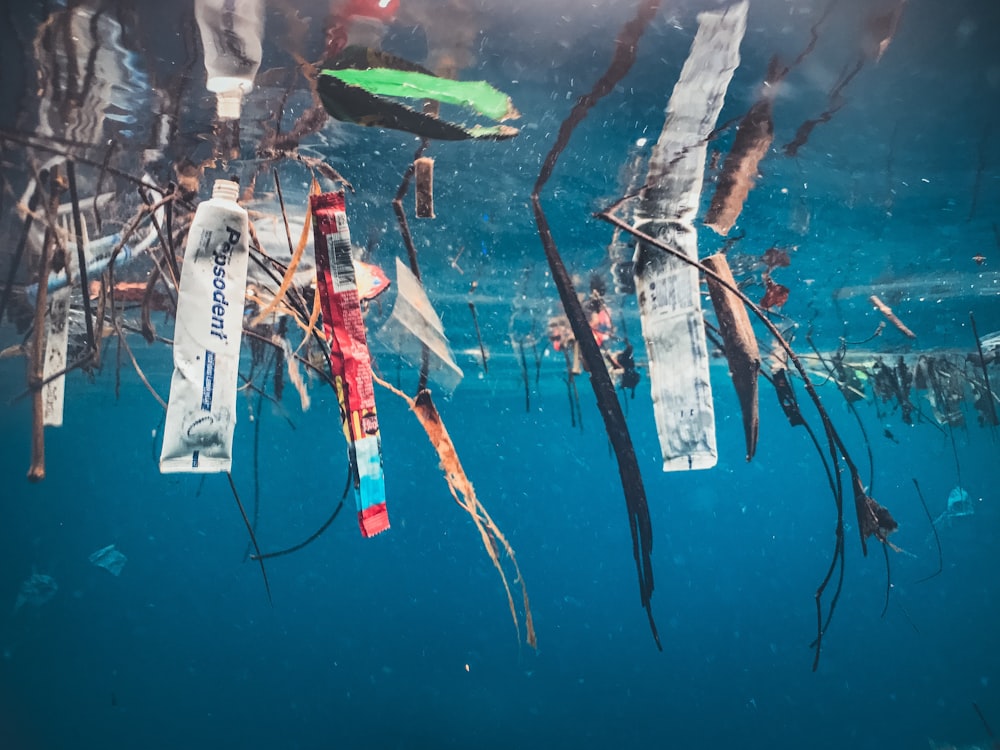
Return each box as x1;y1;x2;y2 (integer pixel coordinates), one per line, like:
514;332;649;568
0;176;43;324
66;160;97;360
972;702;999;748
703;253;760;460
245;387;264;562
704;57;780;236
92;140;116;234
970;312;999;427
374;374;536;648
468;300;488;374
113;317;167;409
807;335;876;495
879;543;893;618
0;130;171;191
243;327;332;387
250;171;315;325
246;235;313;328
294;279;323;356
251;500;345;561
227;472;272;605
784;57;864;157
532;0;663;650
596;208;898;669
911;478;943;584
140;265;162;343
249;462;349;564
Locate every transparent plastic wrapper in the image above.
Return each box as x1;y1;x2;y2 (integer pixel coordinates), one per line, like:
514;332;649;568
377;257;464;395
160;179;249;473
311;191;388;538
14;572;57;612
89;544;127;576
632;1;747;472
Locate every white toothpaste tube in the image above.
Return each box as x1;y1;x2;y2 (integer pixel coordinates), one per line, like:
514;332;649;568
160;179;249;473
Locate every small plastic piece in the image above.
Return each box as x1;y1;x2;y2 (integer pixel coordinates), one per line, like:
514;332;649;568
378;257;464;395
89;544;127;576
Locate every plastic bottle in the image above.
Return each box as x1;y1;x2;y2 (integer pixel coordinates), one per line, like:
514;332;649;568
195;0;264;120
160;179;250;473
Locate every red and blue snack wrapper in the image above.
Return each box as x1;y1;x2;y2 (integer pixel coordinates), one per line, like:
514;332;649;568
310;190;388;537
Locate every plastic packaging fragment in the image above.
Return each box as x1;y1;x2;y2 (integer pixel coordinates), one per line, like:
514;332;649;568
631;1;747;472
318;46;519;141
311;190;388;538
88;544;127;576
160;179;250;473
322;67;519;121
377;257;464;395
14;571;57;612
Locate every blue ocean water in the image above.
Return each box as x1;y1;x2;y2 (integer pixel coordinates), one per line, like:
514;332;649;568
1;348;997;749
2;0;1000;748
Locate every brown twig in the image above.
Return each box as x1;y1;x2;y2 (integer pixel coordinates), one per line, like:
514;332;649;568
869;294;916;339
0;177;44;324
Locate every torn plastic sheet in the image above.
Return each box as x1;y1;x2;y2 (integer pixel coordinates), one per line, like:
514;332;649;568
632;1;747;472
311;190;388;538
13;571;57;612
89;544;127;576
377;257;464;395
934;486;974;526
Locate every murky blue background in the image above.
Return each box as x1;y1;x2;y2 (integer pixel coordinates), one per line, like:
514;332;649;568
1;346;997;749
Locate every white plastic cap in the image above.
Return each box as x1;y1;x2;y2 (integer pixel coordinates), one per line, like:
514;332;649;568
212;179;240;203
215;89;244;120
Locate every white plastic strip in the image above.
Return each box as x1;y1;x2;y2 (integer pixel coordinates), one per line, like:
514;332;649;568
633;1;748;471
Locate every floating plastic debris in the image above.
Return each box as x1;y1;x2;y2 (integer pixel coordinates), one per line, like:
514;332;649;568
13;572;58;613
378;258;464;395
933;486;974;527
354;260;390;302
195;0;264;120
160;179;251;473
632;1;747;472
318;47;519;141
946;486;974;517
311;190;388;538
88;544;127;576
